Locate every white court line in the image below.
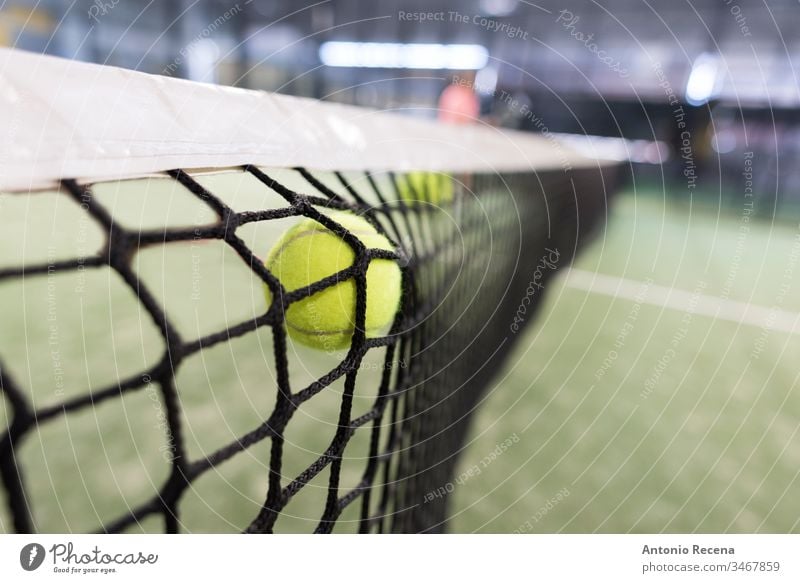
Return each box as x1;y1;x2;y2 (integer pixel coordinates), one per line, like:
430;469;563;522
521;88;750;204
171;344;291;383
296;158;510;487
562;268;800;336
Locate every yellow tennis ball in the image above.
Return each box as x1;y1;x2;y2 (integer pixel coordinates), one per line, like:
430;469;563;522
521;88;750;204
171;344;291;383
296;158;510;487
397;172;453;206
265;211;402;351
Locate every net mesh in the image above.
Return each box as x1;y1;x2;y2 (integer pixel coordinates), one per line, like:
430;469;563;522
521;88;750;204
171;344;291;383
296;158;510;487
0;163;615;533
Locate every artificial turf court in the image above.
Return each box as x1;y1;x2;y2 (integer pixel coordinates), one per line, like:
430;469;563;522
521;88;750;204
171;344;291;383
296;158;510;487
451;190;800;533
1;181;798;533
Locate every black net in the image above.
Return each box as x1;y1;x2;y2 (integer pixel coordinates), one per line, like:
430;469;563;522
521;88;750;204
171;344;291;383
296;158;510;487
0;163;616;533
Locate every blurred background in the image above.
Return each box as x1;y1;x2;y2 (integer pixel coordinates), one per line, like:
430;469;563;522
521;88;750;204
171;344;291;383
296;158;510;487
2;0;799;533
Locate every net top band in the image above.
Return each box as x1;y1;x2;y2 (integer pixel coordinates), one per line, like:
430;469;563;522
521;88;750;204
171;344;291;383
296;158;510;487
0;48;600;192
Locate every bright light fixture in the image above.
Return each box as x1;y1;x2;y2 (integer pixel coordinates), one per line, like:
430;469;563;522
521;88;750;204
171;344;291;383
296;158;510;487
319;42;489;70
686;53;722;106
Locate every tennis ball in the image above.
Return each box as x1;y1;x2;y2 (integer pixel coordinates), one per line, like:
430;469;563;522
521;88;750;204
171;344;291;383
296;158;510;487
265;211;402;351
397;172;453;206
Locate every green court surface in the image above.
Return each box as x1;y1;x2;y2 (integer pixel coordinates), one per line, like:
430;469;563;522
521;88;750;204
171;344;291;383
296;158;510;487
451;192;800;533
1;182;798;533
